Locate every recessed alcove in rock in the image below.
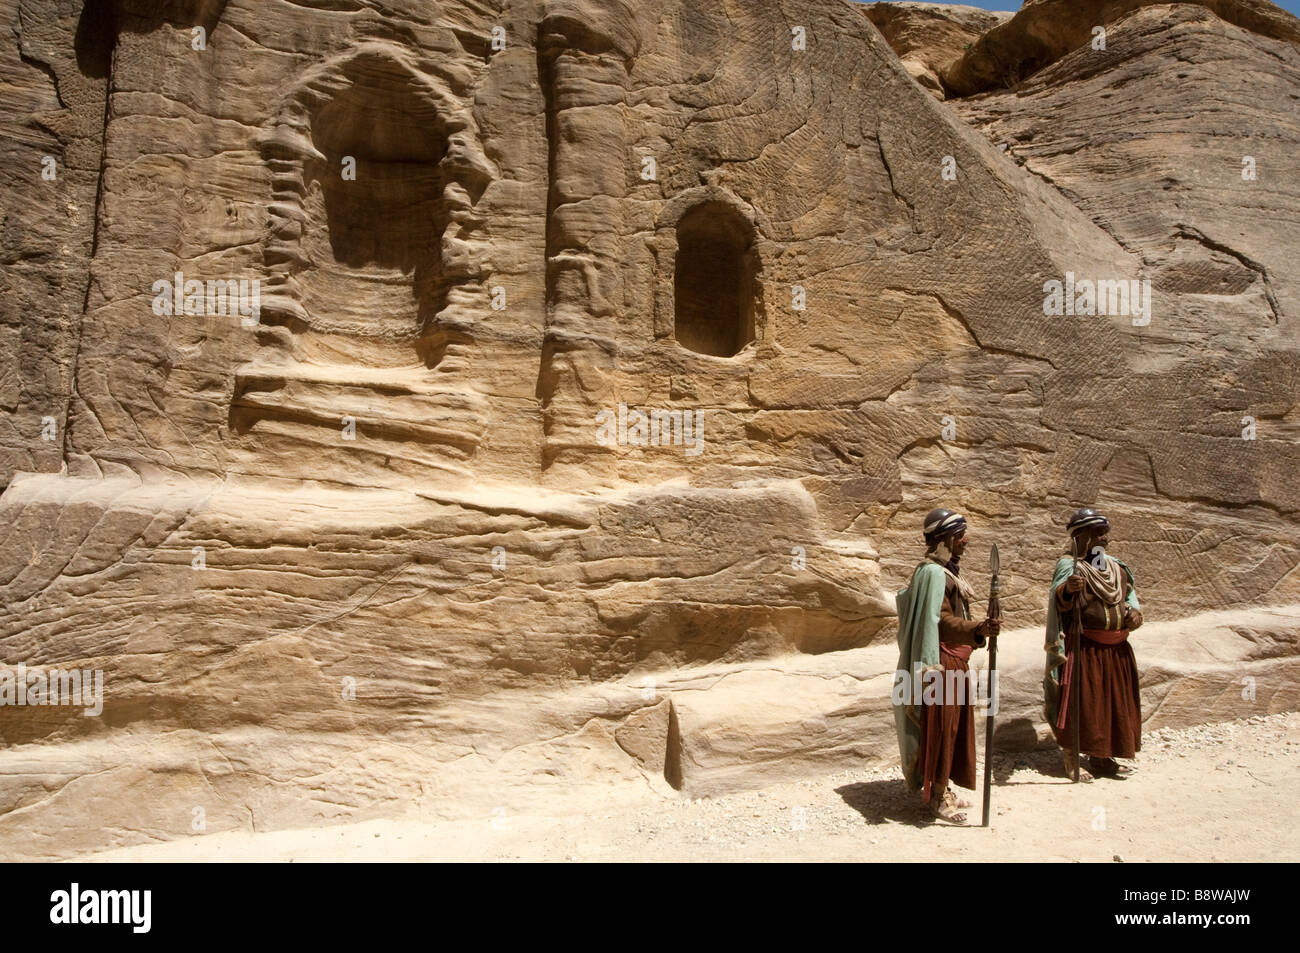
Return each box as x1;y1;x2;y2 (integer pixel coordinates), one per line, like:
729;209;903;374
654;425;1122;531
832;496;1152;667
673;202;758;358
231;49;493;474
300;53;450;342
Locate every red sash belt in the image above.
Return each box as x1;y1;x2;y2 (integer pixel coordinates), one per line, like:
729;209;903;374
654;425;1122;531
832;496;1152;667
1054;629;1131;731
940;642;972;662
1083;628;1130;645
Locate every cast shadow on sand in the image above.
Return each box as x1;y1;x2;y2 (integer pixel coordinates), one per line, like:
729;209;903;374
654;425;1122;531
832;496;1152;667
835;779;938;828
835;720;1074;825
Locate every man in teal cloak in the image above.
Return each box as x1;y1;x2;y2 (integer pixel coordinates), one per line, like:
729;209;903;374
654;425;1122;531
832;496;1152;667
893;507;1000;823
1043;507;1144;781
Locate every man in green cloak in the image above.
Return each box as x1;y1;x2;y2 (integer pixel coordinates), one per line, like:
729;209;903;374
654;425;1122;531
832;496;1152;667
893;507;1000;823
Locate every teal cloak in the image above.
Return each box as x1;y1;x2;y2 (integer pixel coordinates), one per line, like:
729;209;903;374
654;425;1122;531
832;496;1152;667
892;561;946;793
1042;555;1140;726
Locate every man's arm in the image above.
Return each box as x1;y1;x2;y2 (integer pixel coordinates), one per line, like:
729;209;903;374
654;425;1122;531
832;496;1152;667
1055;571;1085;610
1121;566;1143;629
938;590;988;646
1117;562;1142;630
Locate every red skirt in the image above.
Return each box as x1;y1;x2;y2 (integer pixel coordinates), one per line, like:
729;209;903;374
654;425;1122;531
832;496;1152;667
919;643;977;802
1053;631;1142;759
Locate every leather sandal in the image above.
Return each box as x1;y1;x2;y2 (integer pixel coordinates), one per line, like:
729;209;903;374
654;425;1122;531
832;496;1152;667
929;790;968;824
1089;757;1135;779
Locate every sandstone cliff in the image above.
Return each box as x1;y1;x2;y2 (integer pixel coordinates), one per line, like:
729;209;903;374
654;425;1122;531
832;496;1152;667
0;0;1297;857
863;2;1012;96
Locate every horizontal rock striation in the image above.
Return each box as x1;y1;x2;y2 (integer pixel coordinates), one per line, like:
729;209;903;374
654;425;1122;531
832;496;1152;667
0;0;1297;852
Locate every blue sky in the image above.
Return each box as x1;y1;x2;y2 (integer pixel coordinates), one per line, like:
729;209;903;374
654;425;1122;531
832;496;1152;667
854;0;1300;17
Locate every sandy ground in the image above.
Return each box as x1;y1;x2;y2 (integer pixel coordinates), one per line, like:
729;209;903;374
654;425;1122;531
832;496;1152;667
78;711;1298;862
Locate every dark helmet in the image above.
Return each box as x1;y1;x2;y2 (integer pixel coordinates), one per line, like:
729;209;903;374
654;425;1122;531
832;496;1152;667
923;507;967;543
1067;507;1109;537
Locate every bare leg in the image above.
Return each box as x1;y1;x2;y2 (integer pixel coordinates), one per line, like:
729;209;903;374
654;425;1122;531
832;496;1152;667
1062;747;1094;782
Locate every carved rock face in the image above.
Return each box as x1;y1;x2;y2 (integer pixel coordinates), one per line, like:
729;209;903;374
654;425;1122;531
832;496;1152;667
0;0;1298;853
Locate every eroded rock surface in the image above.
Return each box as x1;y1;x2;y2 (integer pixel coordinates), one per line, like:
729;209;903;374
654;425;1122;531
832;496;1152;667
943;0;1300;95
1;0;1298;855
863;2;1012;97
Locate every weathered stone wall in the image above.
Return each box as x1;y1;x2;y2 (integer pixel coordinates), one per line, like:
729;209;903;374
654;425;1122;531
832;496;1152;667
0;0;1297;750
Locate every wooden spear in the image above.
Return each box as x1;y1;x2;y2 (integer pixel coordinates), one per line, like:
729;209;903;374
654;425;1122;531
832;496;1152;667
981;543;1001;827
1069;534;1083;782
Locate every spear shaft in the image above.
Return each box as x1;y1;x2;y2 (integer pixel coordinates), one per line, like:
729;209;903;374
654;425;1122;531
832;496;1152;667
981;543;1001;827
1069;536;1083;782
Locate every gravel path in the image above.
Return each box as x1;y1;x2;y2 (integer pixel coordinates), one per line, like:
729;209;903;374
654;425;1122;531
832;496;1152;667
83;712;1299;862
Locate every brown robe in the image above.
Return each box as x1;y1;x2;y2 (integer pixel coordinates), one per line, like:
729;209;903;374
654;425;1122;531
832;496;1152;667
918;581;981;801
1052;574;1142;759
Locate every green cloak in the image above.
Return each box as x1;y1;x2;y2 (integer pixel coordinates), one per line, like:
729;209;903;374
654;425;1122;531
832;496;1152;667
892;561;946;793
1042;555;1140;726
